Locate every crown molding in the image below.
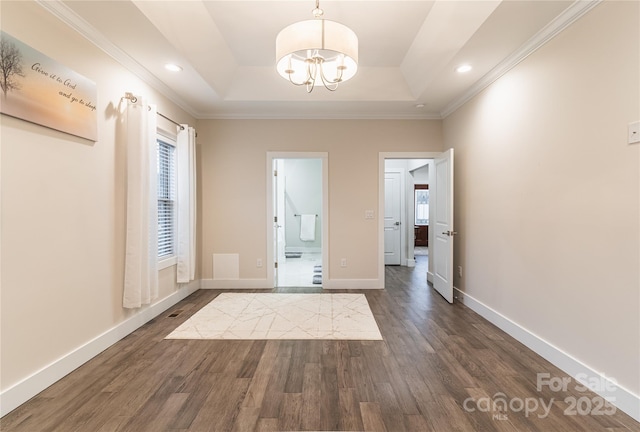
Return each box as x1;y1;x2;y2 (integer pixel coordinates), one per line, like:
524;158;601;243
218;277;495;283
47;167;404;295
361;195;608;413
200;112;444;121
31;0;441;122
36;0;600;121
35;0;199;119
440;0;602;119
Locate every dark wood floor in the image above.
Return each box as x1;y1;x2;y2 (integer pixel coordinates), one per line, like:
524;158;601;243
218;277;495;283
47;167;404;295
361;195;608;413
2;257;639;431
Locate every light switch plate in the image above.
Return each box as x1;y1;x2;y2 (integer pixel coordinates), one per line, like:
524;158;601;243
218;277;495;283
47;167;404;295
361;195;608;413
629;121;640;144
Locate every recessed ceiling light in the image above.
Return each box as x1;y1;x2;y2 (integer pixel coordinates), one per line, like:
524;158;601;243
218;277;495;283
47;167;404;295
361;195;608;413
456;64;472;73
415;104;425;108
164;63;183;72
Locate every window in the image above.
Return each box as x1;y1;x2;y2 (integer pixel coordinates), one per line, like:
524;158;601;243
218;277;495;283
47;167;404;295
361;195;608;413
415;186;429;225
157;136;176;260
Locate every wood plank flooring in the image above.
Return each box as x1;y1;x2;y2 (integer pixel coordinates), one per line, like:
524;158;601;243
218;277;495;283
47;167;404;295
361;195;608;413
2;257;639;431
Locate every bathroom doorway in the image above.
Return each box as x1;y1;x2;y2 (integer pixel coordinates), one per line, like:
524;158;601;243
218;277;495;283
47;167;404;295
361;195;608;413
267;153;328;288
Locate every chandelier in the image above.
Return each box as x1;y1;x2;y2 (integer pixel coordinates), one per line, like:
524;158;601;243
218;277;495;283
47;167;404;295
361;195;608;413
276;0;358;92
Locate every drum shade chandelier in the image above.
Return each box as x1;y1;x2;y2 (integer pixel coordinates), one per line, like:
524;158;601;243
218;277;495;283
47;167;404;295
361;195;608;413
276;0;358;92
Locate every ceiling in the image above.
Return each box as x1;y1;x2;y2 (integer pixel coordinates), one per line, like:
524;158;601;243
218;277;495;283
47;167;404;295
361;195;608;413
50;0;589;119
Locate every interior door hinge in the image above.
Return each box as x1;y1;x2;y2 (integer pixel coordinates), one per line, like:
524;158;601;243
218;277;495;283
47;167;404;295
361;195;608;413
274;262;278;269
274;216;278;223
274;170;277;177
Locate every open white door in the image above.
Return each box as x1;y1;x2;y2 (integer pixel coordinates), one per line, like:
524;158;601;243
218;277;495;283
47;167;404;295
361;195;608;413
432;149;455;303
273;159;286;287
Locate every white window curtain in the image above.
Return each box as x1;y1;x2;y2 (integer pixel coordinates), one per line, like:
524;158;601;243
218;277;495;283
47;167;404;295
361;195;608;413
123;96;159;308
176;125;197;283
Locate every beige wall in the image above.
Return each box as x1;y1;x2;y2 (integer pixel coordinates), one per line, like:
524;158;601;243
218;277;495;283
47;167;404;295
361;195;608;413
443;1;639;396
1;1;196;394
197;119;443;281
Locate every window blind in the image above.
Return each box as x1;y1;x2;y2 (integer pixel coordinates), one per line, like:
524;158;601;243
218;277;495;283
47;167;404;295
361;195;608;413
157;139;176;258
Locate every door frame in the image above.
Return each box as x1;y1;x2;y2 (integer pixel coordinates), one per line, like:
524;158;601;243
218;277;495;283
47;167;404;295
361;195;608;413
266;152;329;288
379;152;442;287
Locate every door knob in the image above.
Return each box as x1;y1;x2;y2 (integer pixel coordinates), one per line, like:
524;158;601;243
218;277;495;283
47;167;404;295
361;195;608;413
442;230;458;236
394;221;401;226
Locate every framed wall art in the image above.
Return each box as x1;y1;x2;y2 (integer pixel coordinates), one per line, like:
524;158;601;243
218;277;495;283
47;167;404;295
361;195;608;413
0;31;97;141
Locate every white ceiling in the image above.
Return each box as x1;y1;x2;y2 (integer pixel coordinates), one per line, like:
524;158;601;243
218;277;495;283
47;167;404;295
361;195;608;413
51;0;592;119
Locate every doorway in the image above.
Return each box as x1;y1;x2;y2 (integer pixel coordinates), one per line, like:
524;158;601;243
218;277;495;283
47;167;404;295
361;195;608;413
267;152;328;288
383;159;430;268
379;151;454;303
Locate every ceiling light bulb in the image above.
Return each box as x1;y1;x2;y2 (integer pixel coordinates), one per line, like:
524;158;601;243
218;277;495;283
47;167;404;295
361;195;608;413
164;63;183;72
456;64;472;73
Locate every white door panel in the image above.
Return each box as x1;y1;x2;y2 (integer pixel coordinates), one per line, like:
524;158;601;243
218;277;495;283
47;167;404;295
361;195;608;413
384;172;402;265
433;149;454;303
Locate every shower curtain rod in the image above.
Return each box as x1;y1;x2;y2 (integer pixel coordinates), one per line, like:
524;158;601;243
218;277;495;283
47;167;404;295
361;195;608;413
122;92;185;130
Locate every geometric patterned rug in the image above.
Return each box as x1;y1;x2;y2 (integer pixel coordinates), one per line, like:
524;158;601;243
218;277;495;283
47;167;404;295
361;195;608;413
165;293;383;340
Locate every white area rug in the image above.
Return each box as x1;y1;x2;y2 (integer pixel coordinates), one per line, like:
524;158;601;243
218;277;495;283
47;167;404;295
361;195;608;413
165;293;383;340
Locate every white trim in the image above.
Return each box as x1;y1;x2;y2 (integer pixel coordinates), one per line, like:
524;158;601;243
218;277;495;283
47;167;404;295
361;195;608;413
158;256;177;270
453;286;640;422
157;132;177;148
285;247;322;254
200;279;273;289
157;126;178;142
200;278;383;290
198;112;444;121
322;279;383;290
0;280;200;417
441;0;602;118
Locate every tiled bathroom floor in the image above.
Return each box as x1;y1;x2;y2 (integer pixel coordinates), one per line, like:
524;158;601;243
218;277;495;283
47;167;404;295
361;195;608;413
277;252;322;287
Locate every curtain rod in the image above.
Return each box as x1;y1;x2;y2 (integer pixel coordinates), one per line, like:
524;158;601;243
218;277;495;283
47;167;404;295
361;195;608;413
156;111;185;130
123;92;185;130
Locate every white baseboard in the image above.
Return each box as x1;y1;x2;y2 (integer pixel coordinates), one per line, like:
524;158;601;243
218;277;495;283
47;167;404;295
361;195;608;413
0;280;200;417
200;278;272;289
200;278;384;290
453;286;640;423
406;258;416;267
322;279;383;290
285;247;321;254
